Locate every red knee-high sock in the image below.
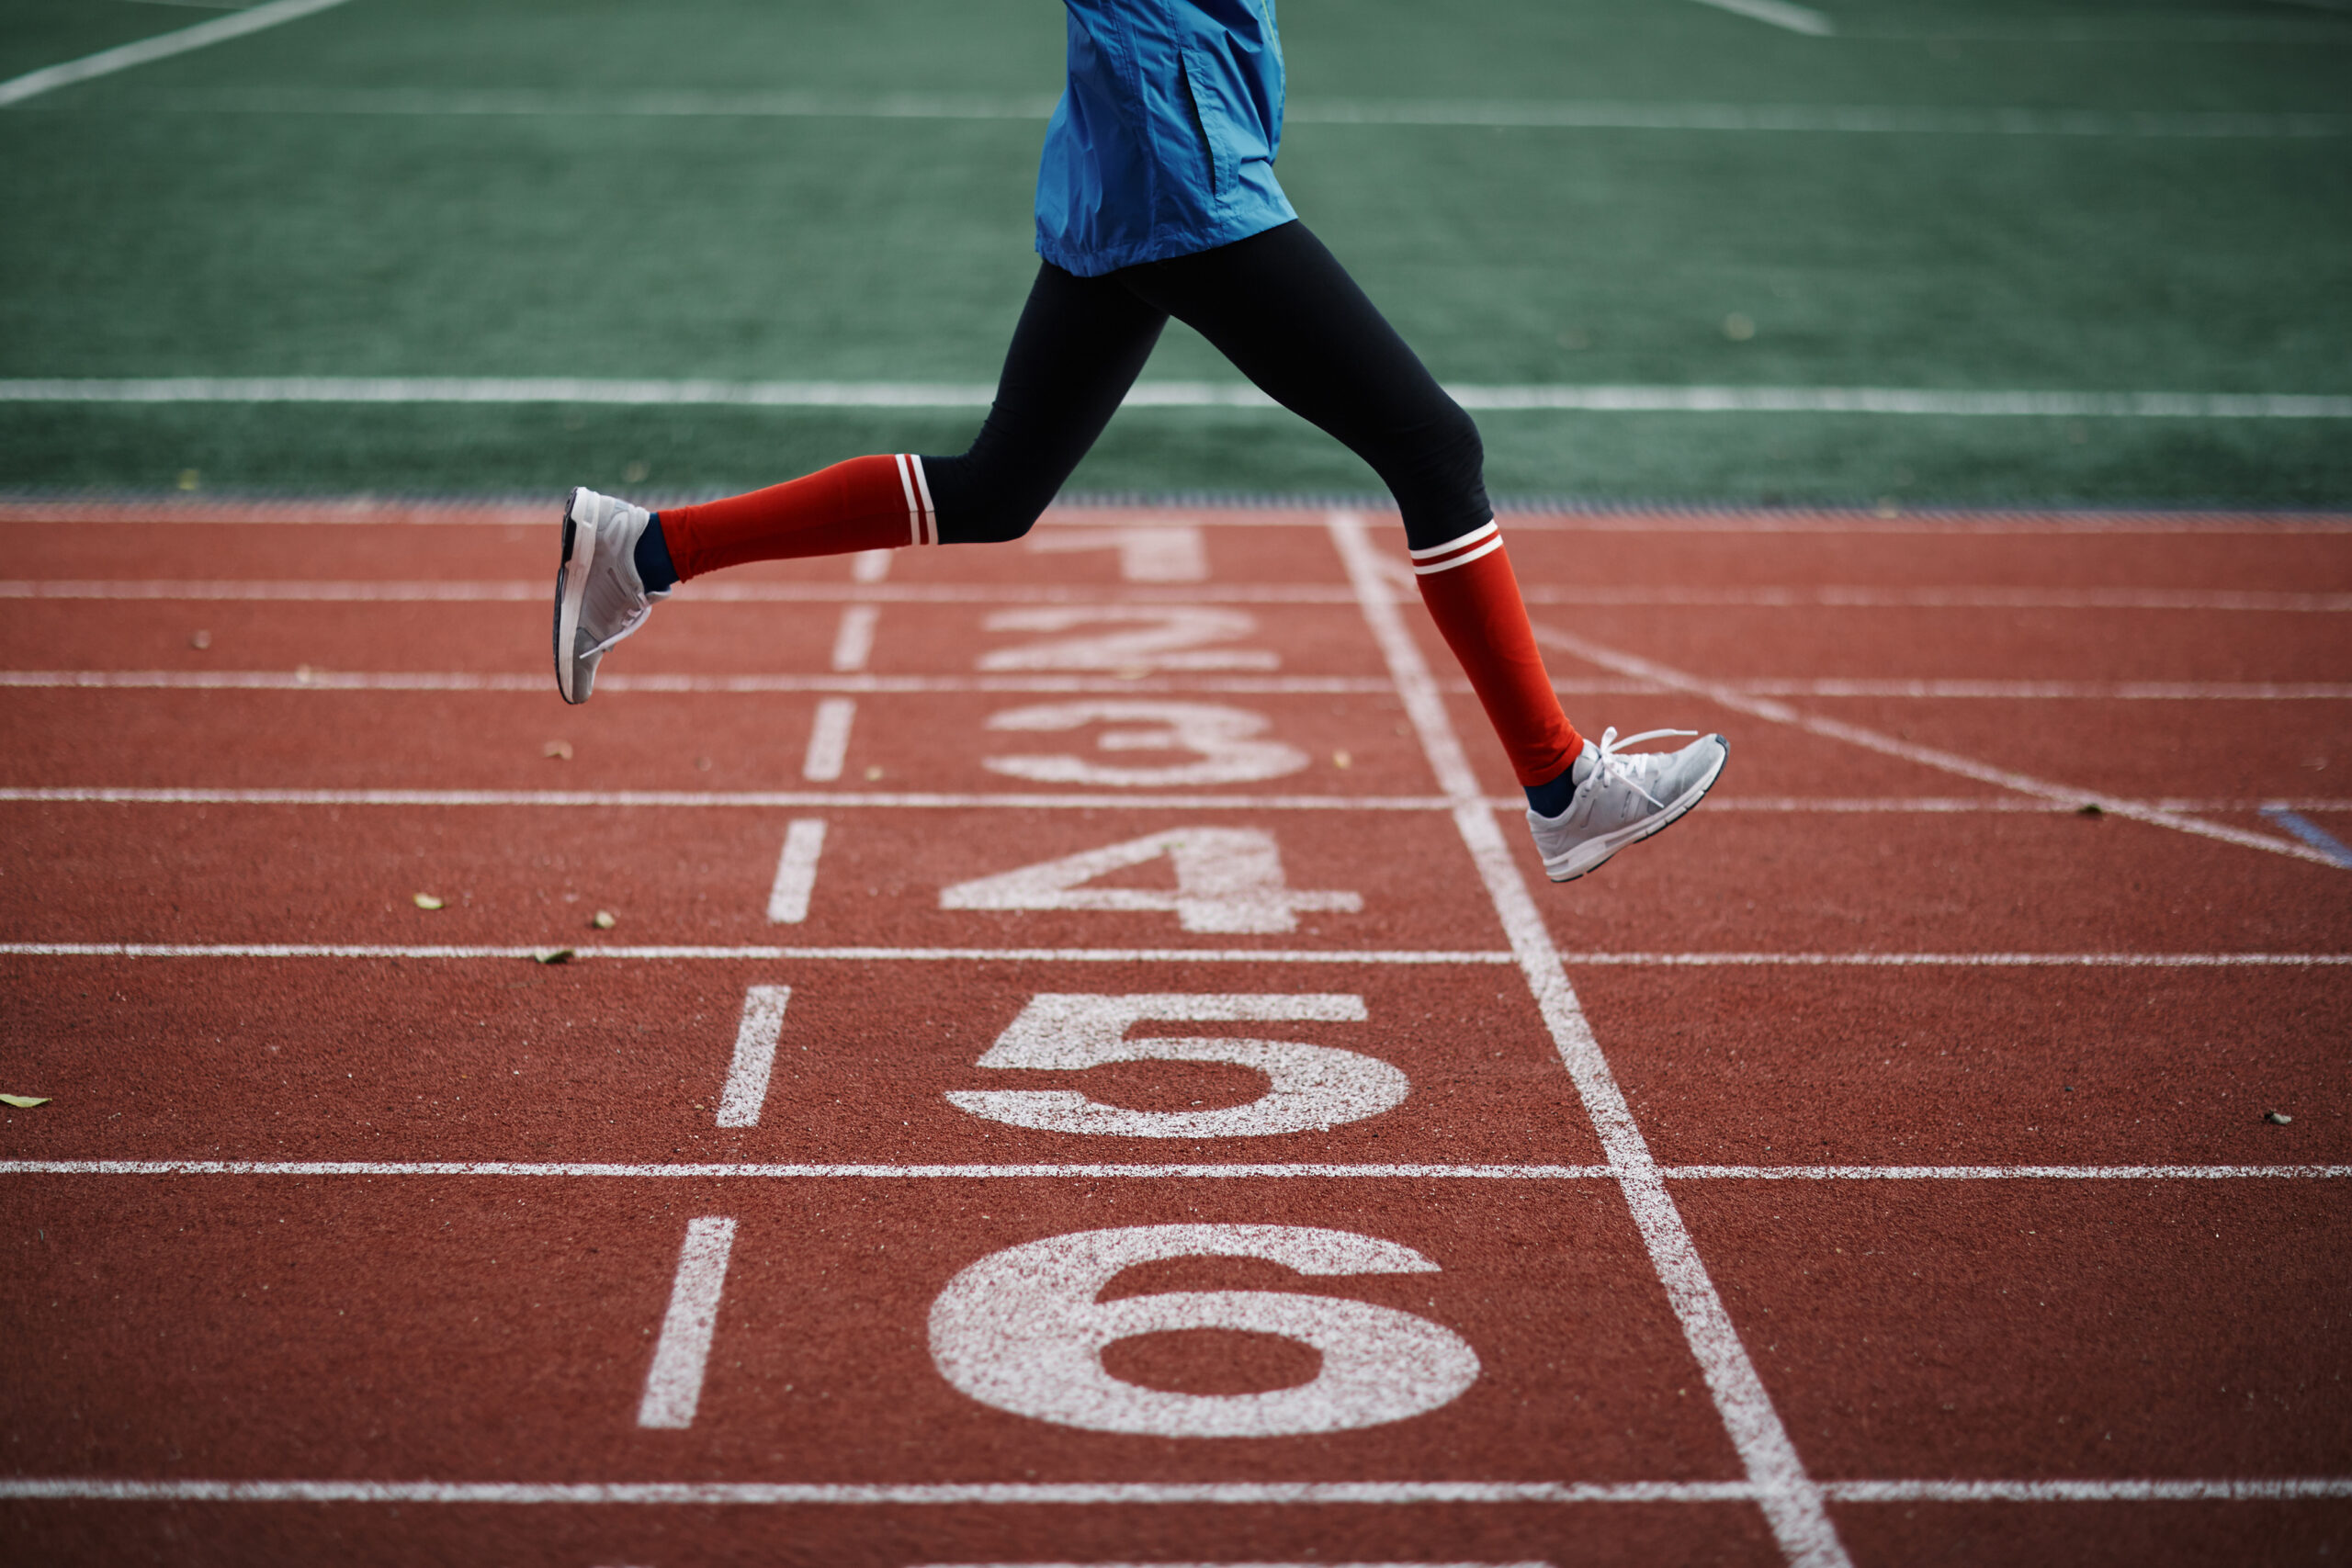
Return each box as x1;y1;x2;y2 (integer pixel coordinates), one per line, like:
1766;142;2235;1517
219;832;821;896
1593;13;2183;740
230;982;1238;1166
657;454;937;580
1412;521;1584;786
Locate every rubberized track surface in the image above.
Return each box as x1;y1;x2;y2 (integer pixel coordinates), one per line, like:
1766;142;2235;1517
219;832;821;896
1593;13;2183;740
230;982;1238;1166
2;501;2348;1567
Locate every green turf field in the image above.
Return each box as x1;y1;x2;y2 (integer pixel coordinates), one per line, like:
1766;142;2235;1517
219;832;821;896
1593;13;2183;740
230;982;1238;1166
3;0;2348;503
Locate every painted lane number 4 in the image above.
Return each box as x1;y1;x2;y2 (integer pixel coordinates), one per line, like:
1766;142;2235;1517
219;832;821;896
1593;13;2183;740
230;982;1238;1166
945;993;1406;1137
939;826;1361;933
930;1224;1480;1437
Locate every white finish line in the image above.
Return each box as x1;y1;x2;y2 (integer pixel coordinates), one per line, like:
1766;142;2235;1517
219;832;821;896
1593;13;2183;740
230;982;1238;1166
1330;512;1849;1568
4;378;2348;418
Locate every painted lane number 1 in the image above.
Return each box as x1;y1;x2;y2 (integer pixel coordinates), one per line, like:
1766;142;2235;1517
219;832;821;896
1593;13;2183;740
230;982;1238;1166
945;993;1406;1138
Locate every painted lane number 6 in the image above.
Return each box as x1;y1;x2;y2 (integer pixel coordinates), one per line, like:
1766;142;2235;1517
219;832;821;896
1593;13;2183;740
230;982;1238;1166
944;993;1407;1138
930;1224;1480;1436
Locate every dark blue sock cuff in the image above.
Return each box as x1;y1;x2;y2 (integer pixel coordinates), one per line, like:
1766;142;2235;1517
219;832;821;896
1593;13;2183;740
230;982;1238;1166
635;513;679;592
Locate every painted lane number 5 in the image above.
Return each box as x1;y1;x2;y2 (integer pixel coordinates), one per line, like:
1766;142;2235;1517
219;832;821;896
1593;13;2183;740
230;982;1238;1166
944;993;1407;1138
930;1224;1480;1436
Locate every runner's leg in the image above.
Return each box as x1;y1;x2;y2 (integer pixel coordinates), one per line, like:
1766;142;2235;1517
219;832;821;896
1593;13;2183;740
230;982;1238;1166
1116;221;1584;796
652;263;1166;578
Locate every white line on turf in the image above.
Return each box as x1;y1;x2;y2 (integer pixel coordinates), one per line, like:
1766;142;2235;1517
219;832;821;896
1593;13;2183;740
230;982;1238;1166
99;88;2352;138
1685;0;1835;35
3;1161;2343;1181
6;379;2351;418
5;1475;2346;1505
636;1217;735;1429
1;944;2342;966
764;821;828;924
15;580;2352;613
0;0;354;108
1329;512;1851;1568
801;698;855;782
715;987;791;1127
830;604;880;671
1534;625;2346;870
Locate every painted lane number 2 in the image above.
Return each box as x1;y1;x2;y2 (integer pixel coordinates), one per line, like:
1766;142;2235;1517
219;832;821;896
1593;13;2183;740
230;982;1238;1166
945;993;1406;1138
930;1224;1480;1437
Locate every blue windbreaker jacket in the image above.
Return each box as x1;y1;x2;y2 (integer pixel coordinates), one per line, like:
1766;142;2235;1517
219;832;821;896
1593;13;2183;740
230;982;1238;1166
1035;0;1297;276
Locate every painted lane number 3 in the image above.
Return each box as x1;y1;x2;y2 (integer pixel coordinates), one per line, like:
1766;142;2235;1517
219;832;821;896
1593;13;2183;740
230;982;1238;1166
944;993;1407;1138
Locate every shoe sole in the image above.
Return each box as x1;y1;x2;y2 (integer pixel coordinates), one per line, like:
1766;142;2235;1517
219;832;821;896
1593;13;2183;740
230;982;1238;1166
553;487;598;705
1544;734;1728;883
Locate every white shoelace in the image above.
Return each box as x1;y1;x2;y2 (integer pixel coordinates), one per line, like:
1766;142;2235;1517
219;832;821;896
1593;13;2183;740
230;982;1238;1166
1586;726;1698;810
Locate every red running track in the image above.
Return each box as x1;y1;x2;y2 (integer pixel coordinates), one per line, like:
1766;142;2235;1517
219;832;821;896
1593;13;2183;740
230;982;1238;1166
2;501;2348;1567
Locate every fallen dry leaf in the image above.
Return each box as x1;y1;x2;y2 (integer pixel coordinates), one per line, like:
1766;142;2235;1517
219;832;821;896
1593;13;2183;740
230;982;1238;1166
543;739;573;761
413;893;445;910
1;1094;50;1109
536;948;576;965
591;910;617;931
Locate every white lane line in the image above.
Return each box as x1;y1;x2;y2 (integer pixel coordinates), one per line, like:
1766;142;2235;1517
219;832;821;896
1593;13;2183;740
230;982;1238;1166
4;1161;2343;1181
0;943;1517;964
636;1217;736;1429
6;379;2349;418
917;1562;1555;1567
6;786;2349;818
1329;512;1851;1568
0;0;355;108
1534;624;2344;871
0;1161;1622;1179
0;787;1451;811
1668;1165;2352;1180
1686;0;1834;35
101;87;2352;138
851;548;892;584
1823;1479;2352;1502
715;986;791;1127
801;698;855;782
764;820;827;924
6;669;2348;702
0;579;1368;605
1520;586;2352;613
18;580;2352;614
6;1475;2346;1505
0;669;1397;695
1;942;2341;966
0;1478;1758;1504
830;604;880;671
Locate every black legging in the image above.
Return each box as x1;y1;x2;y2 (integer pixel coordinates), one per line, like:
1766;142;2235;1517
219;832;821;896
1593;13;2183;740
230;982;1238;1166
923;220;1489;554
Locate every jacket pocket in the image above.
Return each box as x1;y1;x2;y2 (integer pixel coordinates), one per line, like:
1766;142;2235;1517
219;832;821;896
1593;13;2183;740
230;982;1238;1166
1178;48;1238;201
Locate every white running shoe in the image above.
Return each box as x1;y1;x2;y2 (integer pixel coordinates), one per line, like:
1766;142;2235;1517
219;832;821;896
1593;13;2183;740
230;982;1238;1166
1527;727;1727;883
552;486;668;705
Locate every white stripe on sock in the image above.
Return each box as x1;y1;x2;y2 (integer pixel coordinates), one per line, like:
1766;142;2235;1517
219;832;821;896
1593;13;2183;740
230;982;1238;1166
909;454;937;545
1407;520;1498;560
892;454;921;547
1411;536;1506;576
